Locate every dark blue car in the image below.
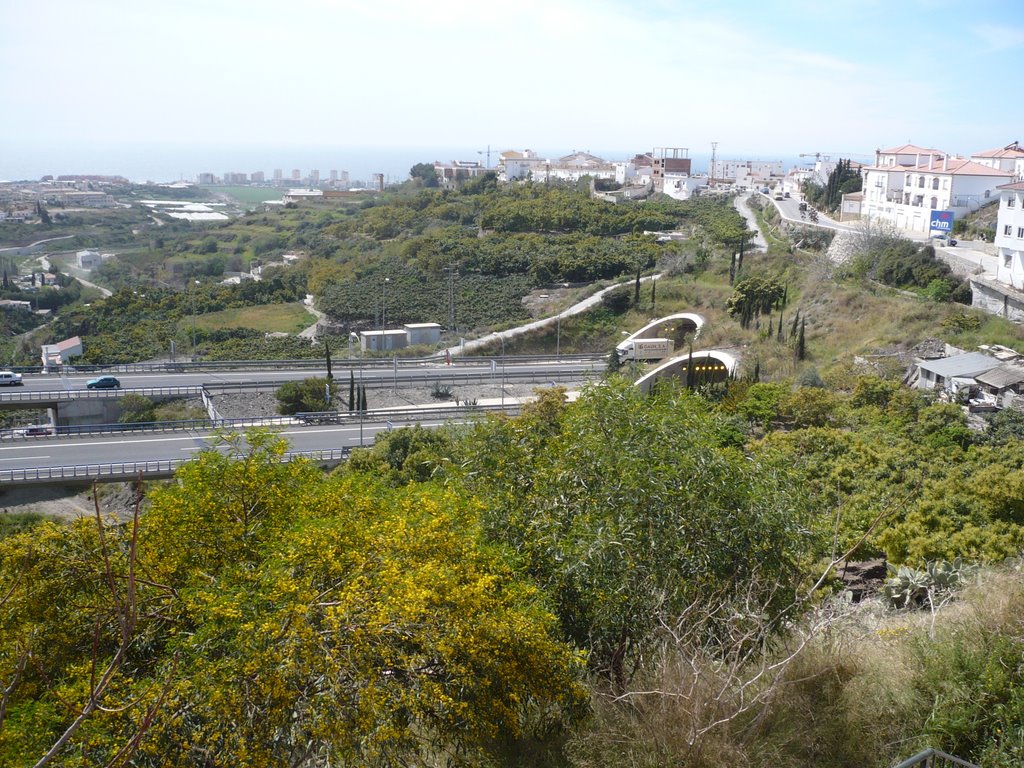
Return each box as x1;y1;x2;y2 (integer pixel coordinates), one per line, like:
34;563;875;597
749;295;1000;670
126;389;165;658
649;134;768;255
86;376;121;389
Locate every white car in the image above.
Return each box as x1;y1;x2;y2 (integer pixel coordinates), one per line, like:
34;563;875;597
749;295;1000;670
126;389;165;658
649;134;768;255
0;371;23;386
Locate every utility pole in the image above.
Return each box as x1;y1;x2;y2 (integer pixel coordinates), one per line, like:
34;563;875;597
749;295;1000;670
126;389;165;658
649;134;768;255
444;264;457;332
710;141;718;188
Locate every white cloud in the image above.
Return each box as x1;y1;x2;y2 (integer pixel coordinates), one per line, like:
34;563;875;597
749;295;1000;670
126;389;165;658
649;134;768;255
972;23;1024;51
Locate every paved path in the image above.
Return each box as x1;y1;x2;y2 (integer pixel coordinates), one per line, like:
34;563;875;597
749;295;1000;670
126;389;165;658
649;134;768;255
445;273;661;357
733;194;768;249
299;301;326;339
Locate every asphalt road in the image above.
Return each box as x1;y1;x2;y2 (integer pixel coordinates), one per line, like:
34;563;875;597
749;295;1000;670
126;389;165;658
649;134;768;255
0;417;452;475
4;359;602;396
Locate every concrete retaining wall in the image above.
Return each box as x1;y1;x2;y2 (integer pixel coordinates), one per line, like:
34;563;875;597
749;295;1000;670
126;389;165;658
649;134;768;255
971;277;1024;323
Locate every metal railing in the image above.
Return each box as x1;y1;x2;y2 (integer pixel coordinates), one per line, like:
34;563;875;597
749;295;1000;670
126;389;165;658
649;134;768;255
0;385;203;404
892;748;980;768
1;403;521;441
0;367;595;406
9;353;605;377
0;449;351;486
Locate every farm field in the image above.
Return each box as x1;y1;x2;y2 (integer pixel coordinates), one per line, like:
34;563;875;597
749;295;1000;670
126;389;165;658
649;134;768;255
188;301;314;334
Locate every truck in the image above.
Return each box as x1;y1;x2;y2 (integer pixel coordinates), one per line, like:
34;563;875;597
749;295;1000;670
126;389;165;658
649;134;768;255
618;338;674;362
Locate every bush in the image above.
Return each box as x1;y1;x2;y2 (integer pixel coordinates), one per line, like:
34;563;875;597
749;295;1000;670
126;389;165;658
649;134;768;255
275;377;339;414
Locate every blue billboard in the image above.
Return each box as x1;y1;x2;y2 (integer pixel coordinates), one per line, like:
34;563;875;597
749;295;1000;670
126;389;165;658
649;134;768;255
930;210;954;232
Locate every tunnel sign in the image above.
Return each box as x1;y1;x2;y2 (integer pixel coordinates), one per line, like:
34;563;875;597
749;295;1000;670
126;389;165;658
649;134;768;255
930;210;954;232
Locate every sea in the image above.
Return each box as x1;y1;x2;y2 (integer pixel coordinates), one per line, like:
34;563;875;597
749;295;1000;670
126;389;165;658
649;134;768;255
1;141;805;186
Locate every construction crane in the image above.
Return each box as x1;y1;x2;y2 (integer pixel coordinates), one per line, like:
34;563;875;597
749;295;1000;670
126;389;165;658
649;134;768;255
800;152;873;162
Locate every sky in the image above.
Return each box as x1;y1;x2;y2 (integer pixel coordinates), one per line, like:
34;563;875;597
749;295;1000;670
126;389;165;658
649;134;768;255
2;0;1024;178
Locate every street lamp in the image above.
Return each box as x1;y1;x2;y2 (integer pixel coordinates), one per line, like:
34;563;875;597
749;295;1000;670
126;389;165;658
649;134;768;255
190;280;200;360
350;332;363;447
499;334;506;408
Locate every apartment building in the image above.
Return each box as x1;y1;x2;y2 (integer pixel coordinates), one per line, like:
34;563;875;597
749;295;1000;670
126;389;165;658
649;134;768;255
994;181;1024;288
861;144;1011;233
971;141;1024;180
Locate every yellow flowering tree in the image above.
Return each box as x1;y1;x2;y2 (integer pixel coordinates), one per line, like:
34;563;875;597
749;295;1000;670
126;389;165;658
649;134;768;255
0;431;586;767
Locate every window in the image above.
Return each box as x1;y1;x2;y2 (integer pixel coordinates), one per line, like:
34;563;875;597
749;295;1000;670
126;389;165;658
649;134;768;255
1018;227;1024;239
930;197;938;209
1007;225;1014;236
918;175;925;187
932;178;940;189
1006;254;1012;268
1009;196;1017;208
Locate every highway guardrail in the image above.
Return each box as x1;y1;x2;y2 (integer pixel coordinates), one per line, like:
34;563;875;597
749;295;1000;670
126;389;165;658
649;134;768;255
0;449;352;486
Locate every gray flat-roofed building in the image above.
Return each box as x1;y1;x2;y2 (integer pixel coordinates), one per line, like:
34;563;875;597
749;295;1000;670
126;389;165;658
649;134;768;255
916;352;998;392
404;323;441;346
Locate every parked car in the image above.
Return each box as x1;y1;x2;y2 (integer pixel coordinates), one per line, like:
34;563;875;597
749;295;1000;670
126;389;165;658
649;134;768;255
86;376;121;389
0;370;23;386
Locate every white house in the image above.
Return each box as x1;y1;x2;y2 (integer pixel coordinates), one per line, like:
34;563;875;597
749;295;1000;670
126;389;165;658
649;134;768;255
994;181;1024;289
433;160;488;188
544;152;616;183
498;149;547;181
861;143;1012;234
971;141;1024;181
76;249;103;269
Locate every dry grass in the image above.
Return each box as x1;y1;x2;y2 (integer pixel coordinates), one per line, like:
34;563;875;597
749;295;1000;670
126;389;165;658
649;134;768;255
570;564;1024;768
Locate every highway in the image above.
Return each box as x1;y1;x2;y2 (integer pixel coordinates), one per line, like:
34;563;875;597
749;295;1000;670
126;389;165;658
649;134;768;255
7;358;601;394
0;414;463;484
0;357;589;483
0;420;426;471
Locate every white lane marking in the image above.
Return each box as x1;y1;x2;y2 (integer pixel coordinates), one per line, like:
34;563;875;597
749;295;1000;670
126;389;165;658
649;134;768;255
0;455;50;462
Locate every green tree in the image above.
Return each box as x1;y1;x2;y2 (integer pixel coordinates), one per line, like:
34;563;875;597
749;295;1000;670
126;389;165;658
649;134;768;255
409;162;439;188
451;381;816;687
118;392;156;423
274;376;337;414
726;276;786;329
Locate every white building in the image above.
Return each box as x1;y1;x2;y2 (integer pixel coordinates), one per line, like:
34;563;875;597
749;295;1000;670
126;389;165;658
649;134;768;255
994;181;1024;289
711;159;784;187
76;249;103;269
544;152;616;183
971;141;1024;181
360;329;409;352
498;149;547;181
404;323;441;346
433;160;488;188
861;143;1011;234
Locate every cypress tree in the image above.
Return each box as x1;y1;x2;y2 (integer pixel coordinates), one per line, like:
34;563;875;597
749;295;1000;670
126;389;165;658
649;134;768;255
790;308;800;339
796;319;806;361
348;371;355;413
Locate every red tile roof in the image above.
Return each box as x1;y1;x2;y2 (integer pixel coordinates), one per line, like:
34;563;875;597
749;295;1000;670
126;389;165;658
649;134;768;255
878;143;944;155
